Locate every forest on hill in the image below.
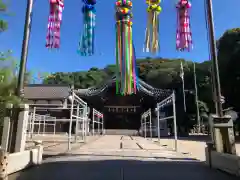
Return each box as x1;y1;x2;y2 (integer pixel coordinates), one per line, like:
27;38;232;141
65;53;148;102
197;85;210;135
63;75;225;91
42;57;213;132
44;58;212;109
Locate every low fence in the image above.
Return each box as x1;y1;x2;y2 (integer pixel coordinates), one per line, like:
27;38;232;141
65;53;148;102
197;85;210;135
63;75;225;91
155;92;178;151
27;112;57;137
140;109;152;139
139;92;178;151
25;90;91;151
92;108;104;135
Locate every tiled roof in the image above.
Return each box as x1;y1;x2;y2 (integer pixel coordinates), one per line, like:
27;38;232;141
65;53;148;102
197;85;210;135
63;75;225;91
24;84;70;99
75;76;172;98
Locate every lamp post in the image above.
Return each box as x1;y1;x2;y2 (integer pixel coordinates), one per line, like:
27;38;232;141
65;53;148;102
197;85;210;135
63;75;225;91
206;0;236;154
8;0;33;153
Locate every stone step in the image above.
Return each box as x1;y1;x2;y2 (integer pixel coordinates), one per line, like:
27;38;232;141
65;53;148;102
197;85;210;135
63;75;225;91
104;129;138;135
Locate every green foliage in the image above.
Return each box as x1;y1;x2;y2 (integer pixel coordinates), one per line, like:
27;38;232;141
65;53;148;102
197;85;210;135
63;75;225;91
0;51;19;132
44;58;211;95
0;50;34;132
0;50;20;104
43;58;213;124
0;0;8;32
217;28;240;112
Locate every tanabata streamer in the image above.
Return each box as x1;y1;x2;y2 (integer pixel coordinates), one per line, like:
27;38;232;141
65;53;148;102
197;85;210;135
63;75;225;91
115;0;138;95
144;0;162;53
176;0;193;51
78;0;96;56
46;0;64;49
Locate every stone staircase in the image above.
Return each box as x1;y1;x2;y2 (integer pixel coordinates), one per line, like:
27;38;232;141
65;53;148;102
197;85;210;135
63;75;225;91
104;129;139;136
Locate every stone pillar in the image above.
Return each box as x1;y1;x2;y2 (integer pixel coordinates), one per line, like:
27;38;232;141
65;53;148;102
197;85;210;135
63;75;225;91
0;150;8;180
34;140;43;165
211;114;236;154
15;104;29;153
1;104;13;151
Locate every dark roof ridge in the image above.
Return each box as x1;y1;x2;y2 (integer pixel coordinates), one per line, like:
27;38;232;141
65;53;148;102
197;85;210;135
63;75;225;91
25;84;70;87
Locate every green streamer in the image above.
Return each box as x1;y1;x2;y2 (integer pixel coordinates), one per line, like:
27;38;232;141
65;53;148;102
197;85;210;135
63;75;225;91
115;24;119;94
125;24;129;93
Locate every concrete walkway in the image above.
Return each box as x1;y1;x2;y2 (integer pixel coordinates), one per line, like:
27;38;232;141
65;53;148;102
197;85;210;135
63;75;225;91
9;135;239;180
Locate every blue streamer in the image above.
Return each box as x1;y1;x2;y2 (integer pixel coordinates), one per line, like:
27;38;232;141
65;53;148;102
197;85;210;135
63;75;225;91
78;0;96;56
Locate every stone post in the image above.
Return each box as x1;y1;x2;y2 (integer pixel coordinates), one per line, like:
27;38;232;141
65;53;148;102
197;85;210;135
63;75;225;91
15;104;29;153
33;140;43;165
211;114;236;154
0;150;8;180
1;104;13;151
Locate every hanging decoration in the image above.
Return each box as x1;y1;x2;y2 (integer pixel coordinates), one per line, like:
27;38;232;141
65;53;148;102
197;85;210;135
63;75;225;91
46;0;64;49
115;0;138;95
144;0;162;53
176;0;193;51
78;0;96;56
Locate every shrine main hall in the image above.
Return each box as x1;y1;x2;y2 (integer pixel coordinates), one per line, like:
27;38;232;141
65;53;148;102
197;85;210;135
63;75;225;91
24;76;171;130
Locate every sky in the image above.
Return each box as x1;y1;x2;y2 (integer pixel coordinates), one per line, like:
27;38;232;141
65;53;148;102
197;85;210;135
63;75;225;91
0;0;240;75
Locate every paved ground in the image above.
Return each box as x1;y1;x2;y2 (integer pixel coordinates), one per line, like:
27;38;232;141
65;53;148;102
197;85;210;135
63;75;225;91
9;135;239;180
151;136;240;161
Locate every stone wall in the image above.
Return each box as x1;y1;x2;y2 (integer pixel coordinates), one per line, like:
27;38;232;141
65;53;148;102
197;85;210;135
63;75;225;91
205;147;240;176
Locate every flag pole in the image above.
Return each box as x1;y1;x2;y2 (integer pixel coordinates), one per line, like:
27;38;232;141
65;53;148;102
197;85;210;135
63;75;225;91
180;61;186;112
193;62;200;133
7;0;34;153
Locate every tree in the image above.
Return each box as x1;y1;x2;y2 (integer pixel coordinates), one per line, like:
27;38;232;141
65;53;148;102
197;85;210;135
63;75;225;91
217;28;240;135
0;0;8;32
0;51;20;138
217;28;240;112
0;51;21;103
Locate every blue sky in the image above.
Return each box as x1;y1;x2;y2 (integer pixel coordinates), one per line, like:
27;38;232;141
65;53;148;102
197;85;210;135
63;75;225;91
0;0;240;75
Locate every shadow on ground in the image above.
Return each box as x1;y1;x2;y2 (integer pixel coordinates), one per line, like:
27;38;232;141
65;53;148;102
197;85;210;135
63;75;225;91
9;157;238;180
158;135;240;143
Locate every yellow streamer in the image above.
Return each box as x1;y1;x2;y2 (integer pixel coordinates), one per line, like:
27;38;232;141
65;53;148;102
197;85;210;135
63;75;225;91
144;0;162;54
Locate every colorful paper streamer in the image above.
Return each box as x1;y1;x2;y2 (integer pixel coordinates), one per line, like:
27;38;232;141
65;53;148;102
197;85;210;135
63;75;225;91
46;0;64;49
78;0;96;56
115;0;138;95
144;0;162;53
176;0;193;51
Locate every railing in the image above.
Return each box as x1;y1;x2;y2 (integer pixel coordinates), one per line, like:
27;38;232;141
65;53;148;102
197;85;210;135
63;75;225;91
27;112;56;137
68;90;88;150
92;108;104;135
155;91;178;151
140;109;152;139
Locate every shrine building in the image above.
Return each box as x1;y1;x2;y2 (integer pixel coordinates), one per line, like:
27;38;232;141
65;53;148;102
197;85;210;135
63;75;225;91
24;76;171;131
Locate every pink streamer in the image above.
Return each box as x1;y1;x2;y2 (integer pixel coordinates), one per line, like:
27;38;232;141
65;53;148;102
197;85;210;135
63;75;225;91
176;0;193;51
46;0;64;49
